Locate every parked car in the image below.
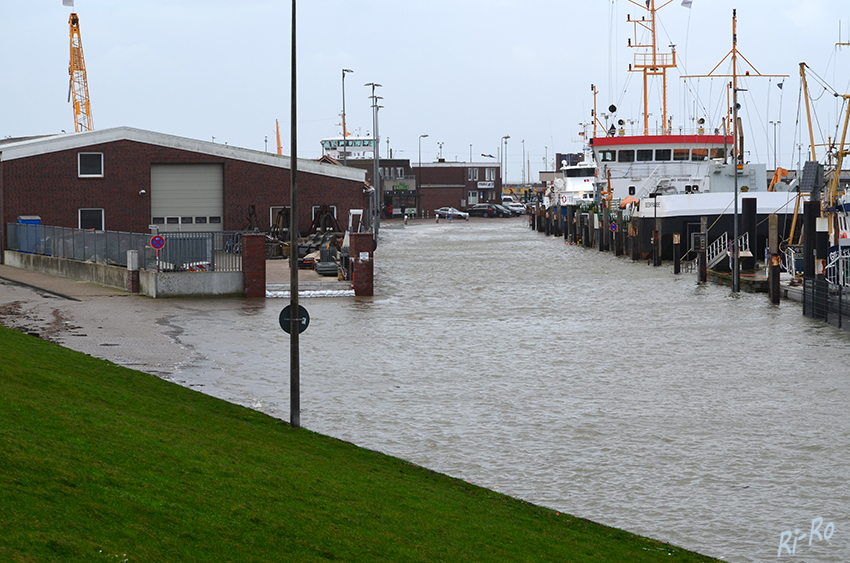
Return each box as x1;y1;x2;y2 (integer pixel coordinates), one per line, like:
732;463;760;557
495;203;523;217
503;202;527;215
465;203;512;218
434;207;469;220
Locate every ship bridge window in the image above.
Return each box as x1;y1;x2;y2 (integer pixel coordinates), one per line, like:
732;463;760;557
617;150;635;163
636;149;653;161
691;148;709;161
354;140;362;146
673;148;690;161
600;150;616;162
710;148;726;160
655;149;671;161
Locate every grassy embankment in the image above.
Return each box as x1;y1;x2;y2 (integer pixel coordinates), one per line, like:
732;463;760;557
0;325;722;562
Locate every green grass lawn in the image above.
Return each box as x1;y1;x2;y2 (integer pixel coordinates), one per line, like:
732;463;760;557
0;325;722;562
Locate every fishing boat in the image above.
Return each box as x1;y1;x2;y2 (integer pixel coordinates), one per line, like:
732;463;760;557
588;4;799;261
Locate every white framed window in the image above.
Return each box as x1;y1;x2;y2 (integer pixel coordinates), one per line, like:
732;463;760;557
467;168;474;181
486;168;496;181
312;205;337;219
78;153;104;177
473;168;479;181
79;208;104;230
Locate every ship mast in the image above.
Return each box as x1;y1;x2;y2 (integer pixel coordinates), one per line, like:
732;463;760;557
627;0;676;135
682;10;787;153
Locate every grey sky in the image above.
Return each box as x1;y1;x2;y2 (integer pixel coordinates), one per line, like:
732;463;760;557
2;0;849;181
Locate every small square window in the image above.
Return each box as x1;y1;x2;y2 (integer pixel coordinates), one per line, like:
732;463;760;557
166;217;179;224
152;217;165;224
195;217;207;224
79;208;104;230
209;216;222;224
181;217;193;224
78;153;104;177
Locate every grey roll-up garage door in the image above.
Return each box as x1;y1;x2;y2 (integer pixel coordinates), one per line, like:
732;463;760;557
150;164;224;232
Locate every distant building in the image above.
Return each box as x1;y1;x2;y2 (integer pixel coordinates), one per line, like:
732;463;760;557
413;160;502;212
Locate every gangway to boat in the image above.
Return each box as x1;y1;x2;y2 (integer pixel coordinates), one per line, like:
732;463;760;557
706;231;750;270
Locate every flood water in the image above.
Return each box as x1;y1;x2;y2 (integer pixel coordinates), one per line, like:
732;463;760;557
163;217;849;562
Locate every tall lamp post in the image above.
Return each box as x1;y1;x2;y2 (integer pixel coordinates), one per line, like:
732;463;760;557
501;135;510;189
521;139;525;185
732;85;747;293
341;68;353;166
419;134;428;208
366;82;382;236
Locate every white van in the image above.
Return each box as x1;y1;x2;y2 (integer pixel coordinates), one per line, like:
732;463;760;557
501;195;517;205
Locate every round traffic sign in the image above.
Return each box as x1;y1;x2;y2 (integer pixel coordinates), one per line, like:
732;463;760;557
279;305;310;334
610;222;619;232
150;235;165;249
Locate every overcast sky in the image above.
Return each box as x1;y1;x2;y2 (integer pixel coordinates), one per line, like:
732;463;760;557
2;0;849;181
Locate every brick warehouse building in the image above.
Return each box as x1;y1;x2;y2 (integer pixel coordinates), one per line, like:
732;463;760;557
412;160;501;212
0;127;367;259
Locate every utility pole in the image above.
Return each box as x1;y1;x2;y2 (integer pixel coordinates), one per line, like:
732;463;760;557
366;82;383;238
289;0;300;428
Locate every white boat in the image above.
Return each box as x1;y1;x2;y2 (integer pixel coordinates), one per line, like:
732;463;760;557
550;142;596;207
587;5;798;261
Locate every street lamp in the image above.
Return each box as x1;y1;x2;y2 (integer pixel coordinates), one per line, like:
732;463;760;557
501;135;510;188
419;134;428;205
365;82;382;236
521;139;525;185
732;85;747;293
769;120;781;170
341;68;353;165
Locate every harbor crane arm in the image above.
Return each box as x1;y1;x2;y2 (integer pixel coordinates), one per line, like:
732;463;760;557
69;13;93;132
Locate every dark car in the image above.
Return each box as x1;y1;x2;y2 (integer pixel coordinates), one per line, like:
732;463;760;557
465;203;512;218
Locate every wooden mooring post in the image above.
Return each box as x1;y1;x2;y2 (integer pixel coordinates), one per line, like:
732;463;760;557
673;232;681;274
768;214;780;304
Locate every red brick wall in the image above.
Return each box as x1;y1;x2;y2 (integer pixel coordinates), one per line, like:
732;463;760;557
420;187;466;213
1;140;368;236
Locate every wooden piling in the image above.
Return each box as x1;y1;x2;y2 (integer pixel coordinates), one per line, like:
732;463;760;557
673;233;681;274
653;217;662;266
699;216;707;283
769;214;780;304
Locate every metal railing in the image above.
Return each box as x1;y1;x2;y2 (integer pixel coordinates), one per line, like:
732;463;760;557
802;277;850;331
825;246;850;288
706;232;728;269
6;223;243;273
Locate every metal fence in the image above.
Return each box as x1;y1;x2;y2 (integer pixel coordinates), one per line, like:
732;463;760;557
6;223;243;273
802;277;850;332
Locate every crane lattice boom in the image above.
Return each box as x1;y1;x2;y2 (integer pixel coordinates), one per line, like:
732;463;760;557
69;13;93;132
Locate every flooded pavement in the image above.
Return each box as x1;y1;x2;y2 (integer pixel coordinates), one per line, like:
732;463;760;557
3;217;849;562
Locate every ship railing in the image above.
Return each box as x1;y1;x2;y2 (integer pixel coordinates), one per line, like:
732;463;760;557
825;246;850;287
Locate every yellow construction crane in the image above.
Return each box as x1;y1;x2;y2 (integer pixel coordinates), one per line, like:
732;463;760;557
68;12;93;132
